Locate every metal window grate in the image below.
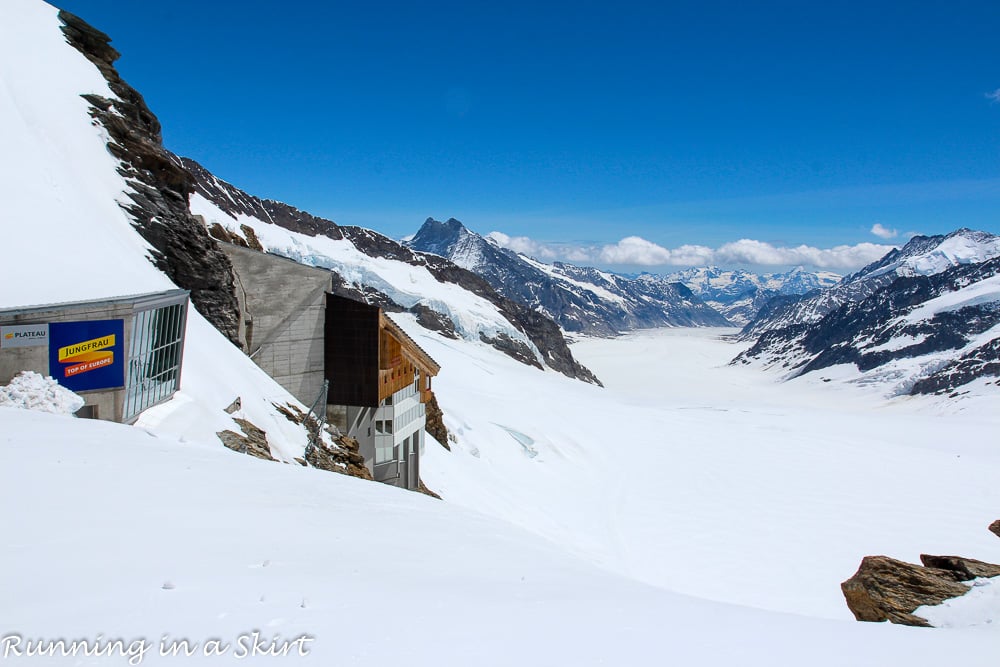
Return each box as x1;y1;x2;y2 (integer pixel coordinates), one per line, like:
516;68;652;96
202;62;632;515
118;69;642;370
123;297;188;422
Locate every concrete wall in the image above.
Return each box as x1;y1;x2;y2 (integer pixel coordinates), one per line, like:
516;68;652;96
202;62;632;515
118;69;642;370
221;244;332;406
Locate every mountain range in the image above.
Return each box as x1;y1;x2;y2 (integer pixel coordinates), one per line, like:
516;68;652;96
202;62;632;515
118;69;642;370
663;266;842;326
734;229;1000;396
406;217;729;335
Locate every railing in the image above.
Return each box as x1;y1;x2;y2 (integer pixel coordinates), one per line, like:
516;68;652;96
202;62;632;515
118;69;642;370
303;379;329;462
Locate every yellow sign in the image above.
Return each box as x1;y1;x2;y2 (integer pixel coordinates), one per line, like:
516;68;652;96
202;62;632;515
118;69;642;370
58;334;116;362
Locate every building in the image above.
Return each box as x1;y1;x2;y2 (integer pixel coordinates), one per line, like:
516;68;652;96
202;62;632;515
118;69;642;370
220;244;441;490
0;289;189;422
324;294;440;490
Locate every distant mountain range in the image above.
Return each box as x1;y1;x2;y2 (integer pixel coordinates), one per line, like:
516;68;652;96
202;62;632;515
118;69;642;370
662;266;842;326
734;229;1000;396
407;218;730;335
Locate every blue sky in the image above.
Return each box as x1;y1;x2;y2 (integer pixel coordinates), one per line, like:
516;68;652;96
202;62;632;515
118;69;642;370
55;0;1000;271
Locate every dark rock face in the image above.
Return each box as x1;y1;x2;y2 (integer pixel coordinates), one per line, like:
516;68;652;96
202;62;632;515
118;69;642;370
408;218;730;335
182;157;345;240
480;332;544;370
410;304;458;339
58;11;241;346
919;555;1000;580
910;337;1000;396
841;555;970;626
989;520;1000;539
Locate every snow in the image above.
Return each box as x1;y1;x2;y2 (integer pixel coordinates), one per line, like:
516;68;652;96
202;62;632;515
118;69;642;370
865;333;929;353
520;255;628;306
0;0;174;308
414;325;1000;624
861;231;1000;283
3;332;1000;665
918;577;1000;630
0;370;83;415
133;312;311;463
906;234;1000;276
899;274;1000;325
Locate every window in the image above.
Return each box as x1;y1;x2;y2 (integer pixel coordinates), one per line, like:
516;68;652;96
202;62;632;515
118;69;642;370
123;297;188;422
375;420;393;435
375;438;394;464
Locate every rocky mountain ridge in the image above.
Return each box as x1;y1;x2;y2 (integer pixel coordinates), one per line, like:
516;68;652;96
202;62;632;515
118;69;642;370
740;229;1000;340
734;230;1000;396
407;217;730;335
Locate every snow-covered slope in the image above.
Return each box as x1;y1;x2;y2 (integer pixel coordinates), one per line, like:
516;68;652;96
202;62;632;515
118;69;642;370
407;217;730;335
5;404;998;666
664;266;842;326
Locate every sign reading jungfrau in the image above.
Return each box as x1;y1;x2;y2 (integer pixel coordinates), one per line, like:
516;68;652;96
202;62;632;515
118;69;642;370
49;320;124;391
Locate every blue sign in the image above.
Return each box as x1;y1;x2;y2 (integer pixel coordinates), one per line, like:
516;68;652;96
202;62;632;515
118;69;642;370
49;320;125;392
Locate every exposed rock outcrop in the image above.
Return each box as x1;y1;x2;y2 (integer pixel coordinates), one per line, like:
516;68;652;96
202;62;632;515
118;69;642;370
410;304;459;339
58;11;242;346
218;418;275;461
841;556;970;627
273;403;371;480
842;539;1000;627
990;519;1000;539
423;394;450;450
918;554;1000;580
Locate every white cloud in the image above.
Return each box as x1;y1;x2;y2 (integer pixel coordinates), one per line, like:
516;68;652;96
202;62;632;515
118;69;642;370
487;231;895;271
485;231;560;260
986;88;1000;103
598;236;676;265
870;223;898;239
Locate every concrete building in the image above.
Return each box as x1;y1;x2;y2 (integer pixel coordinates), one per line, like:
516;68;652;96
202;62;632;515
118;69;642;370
222;245;441;490
0;290;189;422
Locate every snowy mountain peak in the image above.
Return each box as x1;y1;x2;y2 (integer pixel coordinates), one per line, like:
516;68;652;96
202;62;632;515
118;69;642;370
845;228;1000;285
409;217;486;270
